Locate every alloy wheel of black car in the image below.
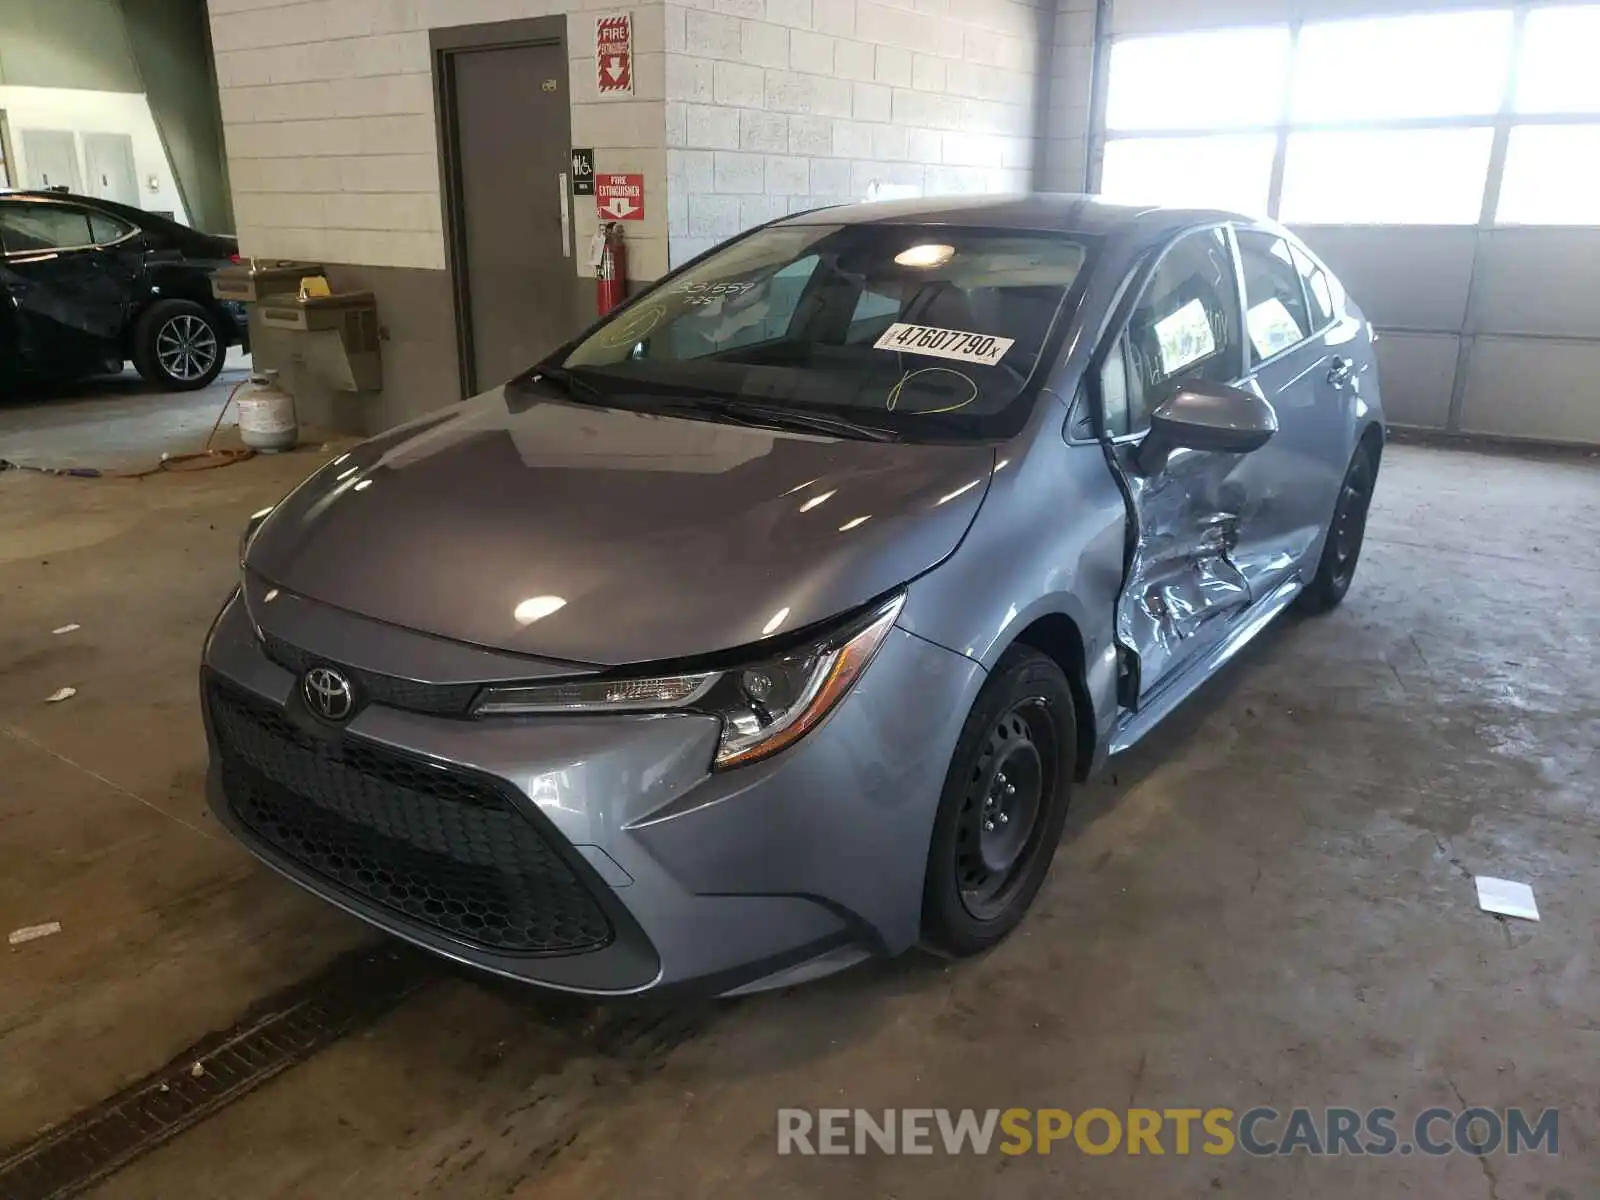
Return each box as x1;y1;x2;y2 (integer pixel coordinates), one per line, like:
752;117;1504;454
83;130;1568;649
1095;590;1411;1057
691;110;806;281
922;647;1076;957
133;299;226;391
1299;440;1379;613
157;314;219;382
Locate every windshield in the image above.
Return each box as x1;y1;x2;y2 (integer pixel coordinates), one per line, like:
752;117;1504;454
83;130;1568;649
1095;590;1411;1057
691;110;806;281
555;223;1093;440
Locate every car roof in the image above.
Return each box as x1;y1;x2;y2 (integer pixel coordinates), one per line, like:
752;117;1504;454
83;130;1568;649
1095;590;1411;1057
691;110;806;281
2;188;122;208
0;189;236;243
3;188;174;228
778;193;1249;239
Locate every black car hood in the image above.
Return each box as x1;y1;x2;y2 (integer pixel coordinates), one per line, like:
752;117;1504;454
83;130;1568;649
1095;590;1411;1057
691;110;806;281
246;389;994;665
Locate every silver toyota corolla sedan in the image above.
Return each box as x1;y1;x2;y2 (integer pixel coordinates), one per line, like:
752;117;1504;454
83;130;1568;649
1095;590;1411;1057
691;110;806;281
205;196;1383;996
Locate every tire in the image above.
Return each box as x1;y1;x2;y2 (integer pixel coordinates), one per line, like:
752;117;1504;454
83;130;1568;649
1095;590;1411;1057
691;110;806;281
920;646;1077;957
1299;439;1379;614
133;299;225;391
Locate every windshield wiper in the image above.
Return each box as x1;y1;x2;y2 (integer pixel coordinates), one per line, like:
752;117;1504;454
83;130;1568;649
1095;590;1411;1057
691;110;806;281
524;365;606;405
653;396;899;442
523;372;897;440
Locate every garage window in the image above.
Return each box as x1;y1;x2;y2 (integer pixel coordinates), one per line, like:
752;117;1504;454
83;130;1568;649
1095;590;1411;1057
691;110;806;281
1105;27;1290;132
1291;11;1513;123
1496;125;1600;225
1099;135;1276;216
1515;6;1600;114
1279;128;1496;225
1098;7;1600;228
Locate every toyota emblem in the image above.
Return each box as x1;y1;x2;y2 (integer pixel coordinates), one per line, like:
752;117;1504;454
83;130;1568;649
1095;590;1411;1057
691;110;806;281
302;666;355;722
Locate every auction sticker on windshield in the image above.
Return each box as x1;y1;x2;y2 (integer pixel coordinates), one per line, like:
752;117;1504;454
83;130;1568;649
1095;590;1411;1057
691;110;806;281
874;323;1015;367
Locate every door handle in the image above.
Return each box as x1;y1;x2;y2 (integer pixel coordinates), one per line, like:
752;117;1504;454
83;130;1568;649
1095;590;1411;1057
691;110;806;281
557;172;572;259
1327;357;1355;388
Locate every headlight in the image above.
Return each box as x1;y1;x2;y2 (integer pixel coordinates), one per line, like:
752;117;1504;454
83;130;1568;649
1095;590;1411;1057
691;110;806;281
473;672;719;715
472;593;904;770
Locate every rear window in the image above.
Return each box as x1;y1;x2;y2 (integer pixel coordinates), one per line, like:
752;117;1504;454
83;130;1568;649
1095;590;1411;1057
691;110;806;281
1237;231;1313;364
89;211;136;245
1290;244;1334;327
559;223;1093;440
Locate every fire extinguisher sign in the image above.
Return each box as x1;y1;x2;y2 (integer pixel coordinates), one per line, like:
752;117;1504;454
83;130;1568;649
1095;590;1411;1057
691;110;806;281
595;14;633;95
595;173;645;221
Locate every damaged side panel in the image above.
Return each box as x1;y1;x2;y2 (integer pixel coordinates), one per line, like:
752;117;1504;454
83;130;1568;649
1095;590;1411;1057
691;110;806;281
1114;445;1253;697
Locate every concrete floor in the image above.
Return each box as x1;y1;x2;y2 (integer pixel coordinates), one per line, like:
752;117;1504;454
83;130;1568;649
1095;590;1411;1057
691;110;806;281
1;386;1596;1197
0;349;256;472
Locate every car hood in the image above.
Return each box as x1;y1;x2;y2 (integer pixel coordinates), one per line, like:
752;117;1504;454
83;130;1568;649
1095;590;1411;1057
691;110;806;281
246;389;995;666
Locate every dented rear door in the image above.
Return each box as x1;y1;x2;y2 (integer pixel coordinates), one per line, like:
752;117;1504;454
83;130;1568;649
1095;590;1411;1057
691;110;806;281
1228;228;1345;593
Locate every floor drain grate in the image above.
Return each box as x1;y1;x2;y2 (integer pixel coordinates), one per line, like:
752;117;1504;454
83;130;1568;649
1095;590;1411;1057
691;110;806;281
0;944;435;1200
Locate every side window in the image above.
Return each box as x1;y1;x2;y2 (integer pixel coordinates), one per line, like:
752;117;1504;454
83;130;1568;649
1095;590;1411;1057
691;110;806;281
1289;244;1334;328
89;211;136;246
1101;226;1242;435
0;204;95;253
1237;230;1313;365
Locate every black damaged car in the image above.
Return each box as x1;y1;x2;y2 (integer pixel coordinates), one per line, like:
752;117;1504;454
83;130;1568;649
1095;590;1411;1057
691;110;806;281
1;190;246;392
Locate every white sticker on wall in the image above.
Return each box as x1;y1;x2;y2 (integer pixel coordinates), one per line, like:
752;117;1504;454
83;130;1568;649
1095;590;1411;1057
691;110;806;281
873;323;1015;367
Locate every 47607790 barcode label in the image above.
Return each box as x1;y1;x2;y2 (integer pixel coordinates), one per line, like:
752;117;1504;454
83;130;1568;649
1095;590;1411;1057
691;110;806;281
873;323;1016;367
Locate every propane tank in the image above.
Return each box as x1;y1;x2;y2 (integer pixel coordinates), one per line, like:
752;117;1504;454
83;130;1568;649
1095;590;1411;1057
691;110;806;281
236;370;298;453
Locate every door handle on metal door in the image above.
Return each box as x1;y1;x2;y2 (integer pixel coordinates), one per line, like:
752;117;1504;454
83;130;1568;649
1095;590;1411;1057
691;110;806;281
1327;357;1354;388
557;172;572;258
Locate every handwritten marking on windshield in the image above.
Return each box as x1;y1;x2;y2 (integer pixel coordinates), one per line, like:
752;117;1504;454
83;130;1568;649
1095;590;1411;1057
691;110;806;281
598;303;666;347
886;367;980;415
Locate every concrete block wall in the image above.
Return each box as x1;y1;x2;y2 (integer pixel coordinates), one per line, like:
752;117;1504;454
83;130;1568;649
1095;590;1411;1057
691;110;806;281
662;0;1050;266
203;0;1094;430
210;0;669;280
1037;0;1094;192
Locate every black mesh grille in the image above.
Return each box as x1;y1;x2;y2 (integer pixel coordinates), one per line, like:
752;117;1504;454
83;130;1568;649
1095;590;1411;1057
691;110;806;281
208;680;613;956
260;632;481;717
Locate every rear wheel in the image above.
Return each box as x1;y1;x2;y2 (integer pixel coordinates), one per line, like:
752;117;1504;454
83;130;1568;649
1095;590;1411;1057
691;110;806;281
133;299;225;391
921;647;1076;957
1299;440;1378;613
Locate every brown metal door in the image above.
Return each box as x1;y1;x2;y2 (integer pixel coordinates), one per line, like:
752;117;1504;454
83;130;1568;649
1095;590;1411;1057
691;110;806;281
451;41;574;392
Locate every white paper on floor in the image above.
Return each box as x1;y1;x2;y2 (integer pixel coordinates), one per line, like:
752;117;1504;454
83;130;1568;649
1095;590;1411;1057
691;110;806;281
1475;876;1540;921
52;623;80;635
9;922;62;946
44;687;76;703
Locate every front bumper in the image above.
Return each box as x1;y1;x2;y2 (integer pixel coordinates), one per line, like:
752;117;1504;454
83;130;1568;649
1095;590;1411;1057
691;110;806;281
201;589;984;996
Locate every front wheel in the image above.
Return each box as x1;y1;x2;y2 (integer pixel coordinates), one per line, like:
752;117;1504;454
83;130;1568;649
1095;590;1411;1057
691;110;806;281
1299;440;1378;613
133;299;225;391
920;647;1077;957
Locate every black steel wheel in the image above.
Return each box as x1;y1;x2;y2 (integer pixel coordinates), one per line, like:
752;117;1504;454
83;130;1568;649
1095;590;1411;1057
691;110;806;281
922;647;1076;957
955;700;1054;920
1300;439;1380;613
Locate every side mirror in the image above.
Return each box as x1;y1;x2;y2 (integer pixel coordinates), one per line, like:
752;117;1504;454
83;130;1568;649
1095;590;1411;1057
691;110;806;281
1137;381;1277;473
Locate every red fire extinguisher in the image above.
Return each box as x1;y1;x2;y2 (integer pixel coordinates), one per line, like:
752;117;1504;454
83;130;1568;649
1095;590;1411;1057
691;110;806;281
596;222;627;316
